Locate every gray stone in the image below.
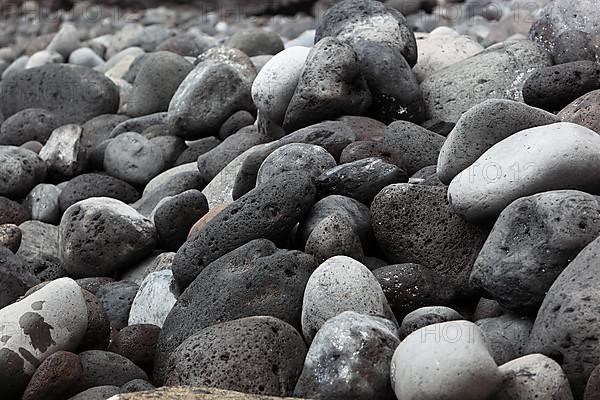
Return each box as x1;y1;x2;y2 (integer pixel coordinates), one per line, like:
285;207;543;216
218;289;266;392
421;40;552;123
23;184;61;224
1;64;119;126
257;143;336;186
559;89;600;134
218;111;255;140
59;173;140;214
175;137;220;166
133;163;203;217
104;132;166;187
470;190;600;313
413;29;483;82
374;263;454;318
301;255;394;342
496;354;574;400
476;314;532;365
0;196;29;226
0;146;46;199
109;324;160;372
96;281;139;330
59;198;157;278
399;306;464;338
232;121;355;199
437;99;559;184
197;125;268;182
17;221;62;281
46;23;80;58
25;51;63;69
305;213;364;264
152;189;209;251
123;51;193;117
353;40;424;123
168;47;256;139
283;37;371;133
172;171;316;289
225;28;284;56
552;30;598;65
522;61;600;112
294;311;399;400
69;386;122;400
382;121;445;175
156;239;315;382
0;247;38;308
149;135;186;169
527;235;600;397
316;158;407;205
110;113;168;139
315;0;417;67
162;316;306;396
0;224;21;253
529;0;600;54
0;108;60;146
76;350;148;392
298;194;373;250
121;379;155;393
202;144;265;209
69;47;104;68
372;184;489;297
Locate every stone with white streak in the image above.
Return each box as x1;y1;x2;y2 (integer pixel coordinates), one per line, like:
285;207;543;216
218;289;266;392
38;125;85;180
128;270;179;328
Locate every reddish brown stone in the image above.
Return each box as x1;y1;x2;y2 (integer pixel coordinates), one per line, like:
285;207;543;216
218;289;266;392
585;364;600;400
22;351;82;400
559;89;600;134
109;324;160;372
77;289;110;352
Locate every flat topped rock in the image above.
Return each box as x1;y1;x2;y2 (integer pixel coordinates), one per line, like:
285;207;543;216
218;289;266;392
108;386;305;399
421;40;552;123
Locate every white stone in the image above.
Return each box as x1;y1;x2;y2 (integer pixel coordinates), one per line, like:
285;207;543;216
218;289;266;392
0;277;88;376
391;320;502;400
251;46;311;125
448;122;600;221
46;23;81;58
301;255;393;342
2;55;28;80
143;162;197;198
128;270;180;328
25;50;64;69
69;47;104;68
285;30;315;48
